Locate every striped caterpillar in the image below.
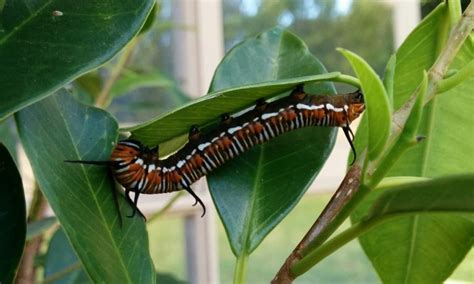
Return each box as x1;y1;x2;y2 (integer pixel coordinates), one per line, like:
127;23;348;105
67;85;365;217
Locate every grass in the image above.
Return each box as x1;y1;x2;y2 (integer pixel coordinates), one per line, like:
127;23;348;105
148;193;473;283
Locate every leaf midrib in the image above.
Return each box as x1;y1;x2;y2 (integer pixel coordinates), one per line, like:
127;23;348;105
401;98;437;284
0;0;53;46
241;146;266;254
55;99;133;283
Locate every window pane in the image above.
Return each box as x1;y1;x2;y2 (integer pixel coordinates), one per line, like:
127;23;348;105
223;0;394;92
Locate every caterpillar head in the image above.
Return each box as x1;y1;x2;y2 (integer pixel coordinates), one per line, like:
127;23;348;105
345;90;365;123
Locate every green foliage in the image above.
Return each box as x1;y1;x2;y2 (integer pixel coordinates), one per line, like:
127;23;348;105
0;0;155;120
0;144;26;283
1;0;473;283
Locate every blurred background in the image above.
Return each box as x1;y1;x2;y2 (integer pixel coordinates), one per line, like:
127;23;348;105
15;0;473;283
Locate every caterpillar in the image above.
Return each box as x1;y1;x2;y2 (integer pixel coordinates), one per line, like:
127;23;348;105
66;85;365;218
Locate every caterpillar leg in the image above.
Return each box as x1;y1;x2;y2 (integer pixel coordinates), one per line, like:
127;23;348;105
254;98;268;113
221;113;232;125
189;125;201;141
110;174;123;228
342;126;357;165
125;189;146;220
183;187;206;217
290;84;306;100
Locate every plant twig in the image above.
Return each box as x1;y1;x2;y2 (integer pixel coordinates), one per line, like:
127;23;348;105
147;191;185;223
272;158;366;283
15;185;48;284
95;37;139;108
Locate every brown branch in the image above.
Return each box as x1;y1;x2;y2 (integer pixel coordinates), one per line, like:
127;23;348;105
15;187;49;284
272;161;365;284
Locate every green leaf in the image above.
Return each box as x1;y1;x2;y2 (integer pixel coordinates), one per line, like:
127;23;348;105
392;4;447;109
26;216;57;241
206;28;337;255
15;91;156;283
375;176;430;191
0;0;155;120
0;118;18;162
351;175;474;284
383;54;396;108
139;3;157;34
0;143;26;284
155;272;187;284
110;69;174;98
365;175;474;220
44;228;90;284
338;48;391;160
353;4;474;283
127;72;340;155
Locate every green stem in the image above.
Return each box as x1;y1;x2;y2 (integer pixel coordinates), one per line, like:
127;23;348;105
424;1;474;103
366;139;413;189
233;254;249;284
95;37;139;108
332;74;361;88
291;220;373;277
147;191;185;223
292;207;468;277
28;183;45;222
437;60;474;93
447;0;462;27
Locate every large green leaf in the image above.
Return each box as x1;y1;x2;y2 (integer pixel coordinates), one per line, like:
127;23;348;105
0;119;17;161
127;72;340;154
15;91;155;283
0;143;26;284
206;28;338;255
353;4;474;283
0;0;155;120
364;175;474;220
